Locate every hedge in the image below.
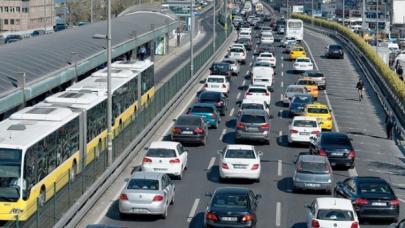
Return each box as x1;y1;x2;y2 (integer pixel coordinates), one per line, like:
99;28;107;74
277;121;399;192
292;13;405;107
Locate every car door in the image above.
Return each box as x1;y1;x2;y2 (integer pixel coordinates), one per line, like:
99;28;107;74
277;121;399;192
249;191;257;218
161;175;170;207
177;144;188;170
306;200;317;227
164;175;175;202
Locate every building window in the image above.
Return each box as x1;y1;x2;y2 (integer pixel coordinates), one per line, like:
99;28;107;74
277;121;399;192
5;7;8;12
0;7;3;13
15;19;20;25
10;19;14;25
4;19;8;25
16;7;20;13
10;7;15;13
22;7;29;13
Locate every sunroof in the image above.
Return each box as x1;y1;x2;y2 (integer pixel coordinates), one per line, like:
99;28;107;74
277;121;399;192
7;124;26;131
27;107;55;115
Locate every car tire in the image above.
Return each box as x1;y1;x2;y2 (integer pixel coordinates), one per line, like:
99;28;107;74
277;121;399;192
255;177;261;183
213;122;219;129
170;194;175;205
119;212;128;219
349;162;355;169
292;186;299;193
201;136;207;146
162;206;168;219
178;171;183;180
264;139;270;145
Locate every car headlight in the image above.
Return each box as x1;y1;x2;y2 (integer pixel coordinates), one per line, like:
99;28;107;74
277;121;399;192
327;178;332;183
10;208;23;214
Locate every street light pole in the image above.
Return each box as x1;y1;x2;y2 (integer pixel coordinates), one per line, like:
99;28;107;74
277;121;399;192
107;0;113;166
190;0;194;78
213;0;216;52
225;0;228;37
286;0;289;18
342;0;345;26
376;0;379;51
91;0;94;23
44;0;47;31
311;0;314;25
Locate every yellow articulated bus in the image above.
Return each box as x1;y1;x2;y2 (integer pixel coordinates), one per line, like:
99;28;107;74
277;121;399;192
0;59;155;221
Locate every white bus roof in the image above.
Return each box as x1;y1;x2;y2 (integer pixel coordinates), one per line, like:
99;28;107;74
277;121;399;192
111;59;153;71
44;91;106;111
0;106;79;149
92;68;139;78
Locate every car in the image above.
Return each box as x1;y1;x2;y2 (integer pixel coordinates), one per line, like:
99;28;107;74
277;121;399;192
302;71;327;89
282;36;296;47
235;109;270;144
305;197;360;228
171;115;208;144
239;98;269;116
228;46;247;64
260;32;274;44
293;155;333;193
309;132;356;168
390;219;405;228
289;46;306;61
247;15;256;24
293;57;314;72
218;144;262;181
296;78;318;100
289;93;314;116
210;62;232;77
236;38;253;51
288;116;321;144
239;31;252;40
233;16;243;27
260;26;272;35
118;172;175;219
245;84;271;106
204;75;230;95
231;43;247;53
188;103;220;128
142;141;188;179
4;34;23;43
205;187;261;228
222;58;240;75
31;30;46;37
198;91;228;116
255;43;275;55
251;63;274;91
277;25;285;34
334;176;400;222
325;44;344;59
304;102;333;131
282;85;307;106
86;224;126;228
256;52;276;67
284;43;299;54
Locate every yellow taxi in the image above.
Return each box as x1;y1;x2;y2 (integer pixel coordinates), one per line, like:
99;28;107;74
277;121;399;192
304;102;333;130
297;78;319;100
289;46;306;60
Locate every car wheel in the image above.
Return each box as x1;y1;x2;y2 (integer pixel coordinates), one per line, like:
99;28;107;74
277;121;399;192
201;136;207;146
162;206;168;219
333;189;338;197
349;162;355;169
255;177;261;183
170;194;175;205
119;212;128;219
264;139;270;145
213;122;219;129
292;185;299;193
178;171;183;180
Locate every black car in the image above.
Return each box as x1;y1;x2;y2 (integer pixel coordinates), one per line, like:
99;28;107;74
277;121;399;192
205;187;261;228
210;62;232;77
198;91;228;115
31;30;46;37
5;34;23;44
309;132;356;169
325;44;344;59
334;176;400;222
255;43;275;55
236;38;253;50
289;93;313;116
171;115;208;145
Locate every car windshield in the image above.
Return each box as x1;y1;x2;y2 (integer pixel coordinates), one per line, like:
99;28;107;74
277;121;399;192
147;148;176;157
307;108;329;114
248;88;267;93
298;80;316;85
242;103;264;110
299;161;329;174
287;87;305;93
296;59;310;63
260;54;272;58
212;193;249;209
307;72;324;77
176;116;201;126
292;96;312;104
127;179;159;190
225;149;256;159
207;77;224;83
321;135;351;146
293;120;317;127
231;48;244;53
0;149;22;202
200;93;221;101
255;62;271;67
293;48;304;52
212;64;229;72
329;45;342;50
240;114;266;123
358;183;393;195
191;106;214;113
317;209;354;221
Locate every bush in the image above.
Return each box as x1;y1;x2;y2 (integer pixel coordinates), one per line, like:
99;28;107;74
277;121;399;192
292;13;405;106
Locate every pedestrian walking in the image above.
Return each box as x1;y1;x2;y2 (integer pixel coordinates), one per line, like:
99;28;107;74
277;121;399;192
355;79;364;101
139;46;147;61
385;111;394;140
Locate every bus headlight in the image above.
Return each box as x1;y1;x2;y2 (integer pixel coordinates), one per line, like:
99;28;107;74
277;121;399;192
10;208;23;214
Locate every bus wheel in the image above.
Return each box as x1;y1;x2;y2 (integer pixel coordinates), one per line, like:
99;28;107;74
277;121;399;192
39;187;46;207
70;162;77;182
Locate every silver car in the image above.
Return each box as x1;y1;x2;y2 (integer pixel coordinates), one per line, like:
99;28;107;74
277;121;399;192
283;85;307;106
302;70;327;90
235;109;270;144
222;58;240;75
293;154;333;193
119;172;175;219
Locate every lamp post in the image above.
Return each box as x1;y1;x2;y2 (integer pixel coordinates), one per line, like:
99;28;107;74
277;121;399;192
311;0;314;24
225;0;228;37
342;0;345;26
376;0;379;51
190;0;194;78
93;0;113;166
213;0;216;52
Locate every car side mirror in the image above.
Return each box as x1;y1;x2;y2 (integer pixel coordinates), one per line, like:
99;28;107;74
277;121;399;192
144;147;149;150
305;204;312;209
329;108;332;112
217;150;223;156
200;79;206;84
255;194;262;200
258;151;263;157
205;192;213;197
172;118;177;122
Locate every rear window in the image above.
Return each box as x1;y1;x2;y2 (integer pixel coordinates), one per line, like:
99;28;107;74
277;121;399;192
287;87;305;93
293;120;317;127
248;88;267;93
176;116;201;126
307;108;329;114
297;80;316;85
200;92;221;101
191;106;214;113
231;48;244;53
212;194;249;209
317;209;354;221
292;96;312;103
225;149;256;159
240;114;266;123
329;45;342;50
299;161;329;174
254;79;270;83
321;135;351;146
207;77;225;83
293;48;304;52
127;179;159;190
255;62;271;67
307;72;324;77
147;148;176;157
212;64;229;72
296;58;310;63
358;183;393;195
242;103;264;110
261;54;272;58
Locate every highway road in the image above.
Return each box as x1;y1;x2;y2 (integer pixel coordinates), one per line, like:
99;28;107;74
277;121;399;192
86;10;405;228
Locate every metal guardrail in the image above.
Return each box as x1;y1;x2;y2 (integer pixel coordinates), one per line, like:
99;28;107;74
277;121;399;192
304;23;405;151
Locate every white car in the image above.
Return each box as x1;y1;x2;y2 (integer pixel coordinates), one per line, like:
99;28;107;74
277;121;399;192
282;36;296;47
293;57;314;72
230;43;247;54
204;75;230;94
142;141;188;179
251;63;274;90
260;32;274;44
244;84;271;106
288;116;321;144
238;31;252;40
257;52;276;67
218;144;262;181
306;197;360;228
283;85;307;105
222;58;240;75
239;98;269;116
228;47;247;64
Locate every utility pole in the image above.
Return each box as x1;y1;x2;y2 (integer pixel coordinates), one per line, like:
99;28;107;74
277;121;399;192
91;0;94;23
311;0;314;24
107;0;113;166
342;0;345;26
213;0;216;52
376;0;379;51
44;0;47;31
225;0;228;37
190;0;194;78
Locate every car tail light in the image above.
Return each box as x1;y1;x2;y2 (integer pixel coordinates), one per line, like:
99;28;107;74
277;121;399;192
327;117;332;121
246;92;252;95
264;92;269;96
120;194;128;201
347;150;356;159
242;214;254;222
319;148;327;156
211;113;217;119
290;129;298;134
206;212;218;221
153;195;164;201
351;222;359;228
390;199;400;206
251;164;260;170
311;219;320;228
311;130;320;136
222;163;229;169
236;122;245;129
169;158;181;164
172;127;182;134
261;123;270;130
355;198;369;205
204;83;208;87
143;157;152;163
222;84;227;88
194;128;204;134
217;101;223;106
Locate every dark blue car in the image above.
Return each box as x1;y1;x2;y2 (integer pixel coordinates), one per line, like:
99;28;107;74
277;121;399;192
289;93;313;117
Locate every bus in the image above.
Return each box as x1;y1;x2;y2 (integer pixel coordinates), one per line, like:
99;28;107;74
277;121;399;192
286;19;304;41
0;60;155;221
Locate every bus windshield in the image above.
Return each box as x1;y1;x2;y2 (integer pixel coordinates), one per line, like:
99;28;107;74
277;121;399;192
0;148;22;202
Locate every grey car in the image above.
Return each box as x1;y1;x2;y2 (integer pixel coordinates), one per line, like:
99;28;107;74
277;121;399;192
222;58;240;75
235;109;270;144
293;155;333;193
283;85;307;106
119;172;175;219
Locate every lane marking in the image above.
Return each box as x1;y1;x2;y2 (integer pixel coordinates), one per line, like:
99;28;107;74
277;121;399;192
281;71;284;77
279;130;282;137
279;110;283;119
280;94;283;102
323;91;340;132
187;198;200;222
281;63;284;68
278;160;282;176
399;198;405;203
242;80;246;86
302;39;319;71
207;157;216;170
251;55;254;60
220;129;227;141
236;92;241;100
229;107;235;116
249;62;253;67
280;81;283;88
246;70;250;76
275;202;281;227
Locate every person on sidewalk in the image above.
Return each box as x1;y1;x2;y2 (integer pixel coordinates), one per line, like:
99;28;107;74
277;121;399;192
385;111;394;140
356;79;364;101
139;46;147;61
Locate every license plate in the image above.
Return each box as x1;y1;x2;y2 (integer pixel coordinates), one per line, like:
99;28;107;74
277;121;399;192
305;183;321;187
211;85;220;88
133;208;147;213
247;127;259;131
331;152;343;156
300;132;310;135
182;131;193;135
233;165;247;169
372;202;387;206
154;168;168;171
221;217;237;221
